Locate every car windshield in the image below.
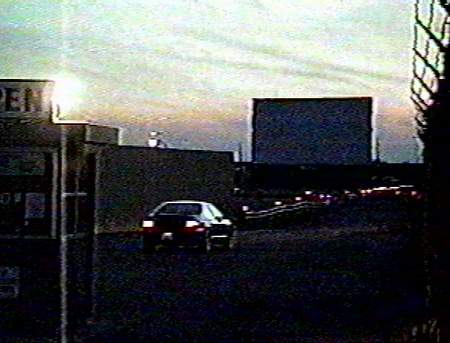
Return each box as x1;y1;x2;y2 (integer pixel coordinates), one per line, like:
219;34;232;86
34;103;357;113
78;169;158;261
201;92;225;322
155;203;202;215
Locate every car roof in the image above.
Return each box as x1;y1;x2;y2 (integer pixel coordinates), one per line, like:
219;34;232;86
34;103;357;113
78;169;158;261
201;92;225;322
159;200;211;206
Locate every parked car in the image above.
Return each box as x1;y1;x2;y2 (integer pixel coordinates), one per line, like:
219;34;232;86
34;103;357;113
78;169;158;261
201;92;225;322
300;190;335;205
140;200;237;253
360;185;424;201
343;190;359;201
396;185;424;200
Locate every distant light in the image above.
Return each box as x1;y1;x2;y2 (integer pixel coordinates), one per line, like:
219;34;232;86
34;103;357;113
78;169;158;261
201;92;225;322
148;139;158;148
242;205;249;212
295;196;302;201
147;131;161;148
52;74;84;114
275;201;282;206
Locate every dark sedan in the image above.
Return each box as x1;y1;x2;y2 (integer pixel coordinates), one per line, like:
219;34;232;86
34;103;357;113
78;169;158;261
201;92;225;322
140;200;237;253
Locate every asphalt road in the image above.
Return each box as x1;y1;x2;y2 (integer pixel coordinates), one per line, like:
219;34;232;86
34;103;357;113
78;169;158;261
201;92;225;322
80;199;425;342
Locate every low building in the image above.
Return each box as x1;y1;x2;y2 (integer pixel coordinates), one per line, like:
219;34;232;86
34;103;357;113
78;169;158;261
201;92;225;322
0;79;235;340
96;145;235;233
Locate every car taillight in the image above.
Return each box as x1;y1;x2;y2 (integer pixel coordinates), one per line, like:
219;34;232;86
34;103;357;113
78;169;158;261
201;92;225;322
193;227;206;233
142;220;155;228
183;221;206;233
141;220;159;234
185;220;200;227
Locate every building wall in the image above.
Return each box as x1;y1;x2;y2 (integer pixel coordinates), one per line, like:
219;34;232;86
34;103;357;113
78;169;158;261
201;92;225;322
0;122;62;147
96;146;235;232
0;119;111;339
252;97;373;165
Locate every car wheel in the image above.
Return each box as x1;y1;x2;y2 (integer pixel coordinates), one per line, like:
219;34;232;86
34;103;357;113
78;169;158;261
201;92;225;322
226;230;237;250
199;237;212;253
143;238;156;253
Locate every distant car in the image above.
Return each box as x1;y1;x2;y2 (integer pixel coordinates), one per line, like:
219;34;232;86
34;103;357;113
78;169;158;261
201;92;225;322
396;185;424;200
301;191;335;205
368;186;395;198
343;190;359;201
140;200;237;253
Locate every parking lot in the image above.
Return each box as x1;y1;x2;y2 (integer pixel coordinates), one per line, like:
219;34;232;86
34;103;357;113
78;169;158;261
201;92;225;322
79;198;425;342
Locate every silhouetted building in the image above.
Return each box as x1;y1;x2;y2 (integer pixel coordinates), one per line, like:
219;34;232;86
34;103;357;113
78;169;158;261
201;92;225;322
0;79;111;341
252;97;373;165
96;146;235;233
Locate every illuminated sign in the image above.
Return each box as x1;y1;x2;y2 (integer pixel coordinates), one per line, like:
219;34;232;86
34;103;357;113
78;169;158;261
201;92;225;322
0;79;55;119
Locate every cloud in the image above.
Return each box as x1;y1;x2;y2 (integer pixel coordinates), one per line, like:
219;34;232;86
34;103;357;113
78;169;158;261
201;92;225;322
0;0;417;162
181;28;409;84
148;47;372;90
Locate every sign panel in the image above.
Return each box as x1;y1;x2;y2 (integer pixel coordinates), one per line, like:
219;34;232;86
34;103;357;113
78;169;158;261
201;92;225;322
0;266;20;299
252;97;373;165
25;193;46;219
0;79;55;120
0;153;46;175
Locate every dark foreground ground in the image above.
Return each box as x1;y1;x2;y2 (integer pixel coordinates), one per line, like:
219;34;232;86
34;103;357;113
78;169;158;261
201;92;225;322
78;198;426;342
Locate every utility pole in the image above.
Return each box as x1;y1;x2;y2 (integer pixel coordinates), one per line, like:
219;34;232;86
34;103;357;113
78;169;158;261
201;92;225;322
412;135;422;163
375;136;381;163
238;142;243;162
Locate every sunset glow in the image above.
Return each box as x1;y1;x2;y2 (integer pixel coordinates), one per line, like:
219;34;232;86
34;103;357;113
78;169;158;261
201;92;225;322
52;74;84;114
1;0;416;162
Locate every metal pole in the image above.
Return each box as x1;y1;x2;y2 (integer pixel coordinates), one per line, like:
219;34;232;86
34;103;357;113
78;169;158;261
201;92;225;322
59;125;68;343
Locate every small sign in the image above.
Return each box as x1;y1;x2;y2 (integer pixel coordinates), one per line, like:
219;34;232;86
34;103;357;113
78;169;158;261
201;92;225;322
0;153;46;176
0;80;54;119
24;193;46;219
0;266;20;299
